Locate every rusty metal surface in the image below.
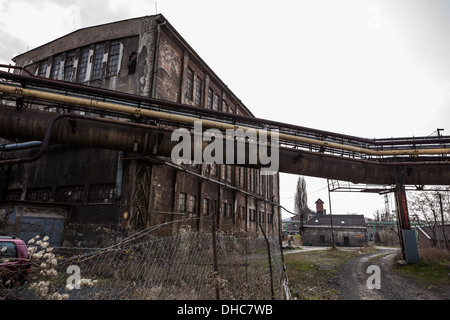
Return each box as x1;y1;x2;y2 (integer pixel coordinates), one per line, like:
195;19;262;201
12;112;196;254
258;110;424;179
1;106;449;186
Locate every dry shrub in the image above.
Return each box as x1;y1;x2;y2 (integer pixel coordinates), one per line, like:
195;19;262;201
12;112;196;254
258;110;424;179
418;247;450;263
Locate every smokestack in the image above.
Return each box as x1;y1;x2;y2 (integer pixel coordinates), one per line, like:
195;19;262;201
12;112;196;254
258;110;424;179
316;199;324;216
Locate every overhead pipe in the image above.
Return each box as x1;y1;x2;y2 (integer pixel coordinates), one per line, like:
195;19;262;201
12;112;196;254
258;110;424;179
1;84;450;158
0;141;43;152
2;70;450;149
1;106;450;186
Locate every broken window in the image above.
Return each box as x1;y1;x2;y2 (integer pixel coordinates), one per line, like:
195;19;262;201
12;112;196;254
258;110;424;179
127;51;137;75
63;52;76;82
186;68;194;100
107;42;121;77
91;43;105;80
77;47;90;83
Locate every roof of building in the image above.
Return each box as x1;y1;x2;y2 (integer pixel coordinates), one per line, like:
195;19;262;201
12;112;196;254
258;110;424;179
12;14;254;117
305;214;366;228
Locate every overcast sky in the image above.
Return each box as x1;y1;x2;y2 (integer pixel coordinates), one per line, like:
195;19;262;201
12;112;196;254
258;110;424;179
1;0;450;219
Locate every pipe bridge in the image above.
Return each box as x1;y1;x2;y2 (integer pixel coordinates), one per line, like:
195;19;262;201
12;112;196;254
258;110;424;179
0;70;449;263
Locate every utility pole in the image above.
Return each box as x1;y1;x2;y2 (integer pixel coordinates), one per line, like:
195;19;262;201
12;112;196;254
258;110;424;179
327;179;335;248
438;193;449;251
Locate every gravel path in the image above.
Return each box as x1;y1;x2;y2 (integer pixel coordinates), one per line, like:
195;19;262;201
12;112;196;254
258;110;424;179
331;247;449;300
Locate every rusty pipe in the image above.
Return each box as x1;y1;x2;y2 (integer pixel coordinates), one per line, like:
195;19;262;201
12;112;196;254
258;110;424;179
1;106;450;186
2;84;450;158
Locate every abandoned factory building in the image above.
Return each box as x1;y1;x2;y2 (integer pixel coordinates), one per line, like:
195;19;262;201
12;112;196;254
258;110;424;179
0;14;280;246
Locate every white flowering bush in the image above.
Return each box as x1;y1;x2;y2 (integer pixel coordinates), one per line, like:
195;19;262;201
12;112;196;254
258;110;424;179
27;235;96;300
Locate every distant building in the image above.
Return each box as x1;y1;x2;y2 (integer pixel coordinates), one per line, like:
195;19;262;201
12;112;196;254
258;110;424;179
303;213;367;247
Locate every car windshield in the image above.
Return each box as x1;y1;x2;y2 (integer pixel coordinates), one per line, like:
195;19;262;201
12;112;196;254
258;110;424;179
0;241;18;261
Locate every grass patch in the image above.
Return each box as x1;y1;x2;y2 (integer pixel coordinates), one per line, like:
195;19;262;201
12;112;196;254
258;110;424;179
284;248;363;300
393;247;450;291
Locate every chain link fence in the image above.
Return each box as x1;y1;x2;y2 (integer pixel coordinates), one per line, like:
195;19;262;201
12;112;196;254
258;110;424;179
1;219;289;300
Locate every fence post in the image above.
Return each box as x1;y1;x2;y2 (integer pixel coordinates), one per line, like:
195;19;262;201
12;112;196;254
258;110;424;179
259;223;275;300
212;216;220;300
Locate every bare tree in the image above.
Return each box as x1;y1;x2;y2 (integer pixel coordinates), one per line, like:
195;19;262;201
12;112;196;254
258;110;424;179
408;188;450;249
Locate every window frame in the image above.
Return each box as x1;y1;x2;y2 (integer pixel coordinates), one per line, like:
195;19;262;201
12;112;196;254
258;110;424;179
91;43;105;80
186;68;194;100
107;41;121;77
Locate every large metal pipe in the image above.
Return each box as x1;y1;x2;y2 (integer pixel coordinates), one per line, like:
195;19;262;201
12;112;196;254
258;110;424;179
2;84;450;158
1;106;450;185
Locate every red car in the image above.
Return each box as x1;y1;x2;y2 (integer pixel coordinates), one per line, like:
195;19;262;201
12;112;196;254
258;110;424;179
0;236;31;287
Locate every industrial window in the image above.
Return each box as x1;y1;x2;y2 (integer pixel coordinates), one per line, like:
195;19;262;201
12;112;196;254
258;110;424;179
227;204;232;219
222;202;227;218
25;187;52;202
179;193;187;212
240;207;246;220
107;42;121;77
250;209;256;221
77;47;90;83
203;198;210;215
6;189;22;201
188;195;196;213
186;68;194;100
91;43;105;80
194;76;203;106
50;55;62;79
213;94;220;111
88;184;114;204
259;211;265;223
38;61;48;77
207;89;213;109
56;185;83;203
226;165;232;181
239;167;245;187
63;52;76;82
221;165;226;180
223;101;228;113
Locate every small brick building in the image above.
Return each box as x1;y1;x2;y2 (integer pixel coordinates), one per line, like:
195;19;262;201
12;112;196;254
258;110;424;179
302;214;368;247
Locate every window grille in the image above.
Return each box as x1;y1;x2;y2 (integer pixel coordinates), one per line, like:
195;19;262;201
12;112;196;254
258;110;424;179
91;43;105;80
195;77;203;106
107;42;121;76
50;56;62;79
88;184;115;204
77;48;90;83
64;52;76;82
186;68;194;100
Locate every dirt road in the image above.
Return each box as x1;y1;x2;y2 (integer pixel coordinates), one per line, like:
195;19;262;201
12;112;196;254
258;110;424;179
331;247;448;300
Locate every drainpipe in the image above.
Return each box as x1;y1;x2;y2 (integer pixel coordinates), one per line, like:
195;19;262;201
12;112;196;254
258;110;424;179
115;151;124;197
151;18;167;98
0;141;43;152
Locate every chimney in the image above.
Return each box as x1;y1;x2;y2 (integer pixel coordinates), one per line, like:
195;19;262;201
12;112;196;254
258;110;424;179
315;199;324;216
